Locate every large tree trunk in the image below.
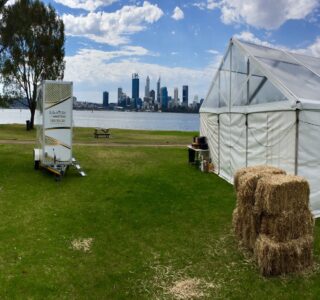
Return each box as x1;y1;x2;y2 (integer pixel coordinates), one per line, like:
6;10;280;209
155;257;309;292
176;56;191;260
29;105;35;130
29;85;38;130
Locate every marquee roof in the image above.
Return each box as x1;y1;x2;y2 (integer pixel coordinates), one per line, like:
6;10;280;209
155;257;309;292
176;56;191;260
200;38;320;113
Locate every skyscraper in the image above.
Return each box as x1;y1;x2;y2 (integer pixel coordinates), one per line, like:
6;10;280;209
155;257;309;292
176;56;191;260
174;87;178;105
103;91;109;108
182;85;189;107
150;90;155;103
160;87;168;110
117;87;123;105
157;77;161;103
145;76;150;98
132;73;139;108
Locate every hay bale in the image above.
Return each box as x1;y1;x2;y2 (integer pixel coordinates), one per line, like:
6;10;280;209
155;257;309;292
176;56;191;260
254;234;313;276
260;210;314;242
234;165;286;192
236;167;286;210
236;172;263;208
255;175;310;215
232;207;260;251
233;166;285;251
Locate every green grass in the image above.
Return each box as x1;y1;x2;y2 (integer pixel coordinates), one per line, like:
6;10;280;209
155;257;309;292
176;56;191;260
0;124;197;145
0;126;319;299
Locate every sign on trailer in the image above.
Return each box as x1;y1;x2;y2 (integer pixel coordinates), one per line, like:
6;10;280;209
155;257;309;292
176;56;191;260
34;80;86;179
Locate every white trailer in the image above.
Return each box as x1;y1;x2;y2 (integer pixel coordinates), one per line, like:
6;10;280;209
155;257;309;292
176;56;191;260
33;80;86;178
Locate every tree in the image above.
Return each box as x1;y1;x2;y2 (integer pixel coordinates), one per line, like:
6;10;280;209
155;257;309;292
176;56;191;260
0;0;65;128
0;0;8;107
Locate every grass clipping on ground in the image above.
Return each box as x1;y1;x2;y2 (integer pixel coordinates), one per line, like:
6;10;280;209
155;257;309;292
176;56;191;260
71;238;93;252
168;278;214;300
232;166;314;276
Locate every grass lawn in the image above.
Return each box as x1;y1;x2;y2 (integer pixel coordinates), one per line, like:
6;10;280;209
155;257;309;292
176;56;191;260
0;124;197;145
0;126;319;299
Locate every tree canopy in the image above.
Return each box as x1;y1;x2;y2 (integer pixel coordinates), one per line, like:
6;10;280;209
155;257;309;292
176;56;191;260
0;0;65;128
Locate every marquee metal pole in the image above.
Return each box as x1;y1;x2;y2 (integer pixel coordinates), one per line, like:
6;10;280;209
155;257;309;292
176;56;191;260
294;109;300;175
246;114;248;167
217;114;220;175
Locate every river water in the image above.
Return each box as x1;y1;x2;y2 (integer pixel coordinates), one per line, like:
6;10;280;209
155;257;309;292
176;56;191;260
0;109;199;131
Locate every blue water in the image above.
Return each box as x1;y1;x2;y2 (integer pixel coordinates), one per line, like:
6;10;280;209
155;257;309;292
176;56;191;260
0;109;199;131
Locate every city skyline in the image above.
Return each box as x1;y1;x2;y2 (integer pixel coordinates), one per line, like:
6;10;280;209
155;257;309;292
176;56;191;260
101;73;200;111
39;0;319;103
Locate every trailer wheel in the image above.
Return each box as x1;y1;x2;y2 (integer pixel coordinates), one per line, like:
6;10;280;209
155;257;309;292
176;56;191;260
34;160;40;170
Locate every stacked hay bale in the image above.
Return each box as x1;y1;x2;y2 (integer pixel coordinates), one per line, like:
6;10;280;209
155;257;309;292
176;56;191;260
233;166;314;276
233;166;286;251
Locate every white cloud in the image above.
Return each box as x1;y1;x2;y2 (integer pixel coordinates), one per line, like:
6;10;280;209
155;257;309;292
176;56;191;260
207;0;219;10
193;2;207;10
234;31;274;47
194;0;319;29
193;1;218;10
234;31;320;57
207;49;220;55
62;1;164;46
171;6;184;20
54;0;117;11
68;46;152;63
307;37;320;57
64;48;218;102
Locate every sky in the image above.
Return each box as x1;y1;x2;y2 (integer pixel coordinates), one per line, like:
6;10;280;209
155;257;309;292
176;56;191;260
36;0;320;103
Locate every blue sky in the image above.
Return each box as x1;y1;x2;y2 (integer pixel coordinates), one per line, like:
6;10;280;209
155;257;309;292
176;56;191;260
40;0;320;103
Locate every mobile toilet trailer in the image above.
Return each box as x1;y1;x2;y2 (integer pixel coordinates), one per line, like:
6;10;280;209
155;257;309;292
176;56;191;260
33;80;86;178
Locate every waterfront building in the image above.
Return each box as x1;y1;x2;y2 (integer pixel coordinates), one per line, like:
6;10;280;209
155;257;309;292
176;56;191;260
117;88;123;105
160;87;168;110
150;90;155;103
182;85;188;107
145;76;150;98
174;87;179;106
157;77;161;103
103;91;109;108
132;73;139;108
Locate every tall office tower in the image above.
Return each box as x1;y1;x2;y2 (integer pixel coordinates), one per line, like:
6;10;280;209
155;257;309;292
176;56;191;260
132;73;139;108
157;77;161;103
145;76;150;98
160;87;168;110
174;87;178;104
103;91;109;108
149;90;155;103
182;85;189;107
117;87;123;105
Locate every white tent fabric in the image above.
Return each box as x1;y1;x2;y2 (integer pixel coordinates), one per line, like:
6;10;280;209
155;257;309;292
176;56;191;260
247;111;296;173
200;38;320;217
200;113;219;173
298;111;320;215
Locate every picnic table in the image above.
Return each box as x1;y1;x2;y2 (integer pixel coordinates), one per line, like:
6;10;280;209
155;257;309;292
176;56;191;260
94;128;110;138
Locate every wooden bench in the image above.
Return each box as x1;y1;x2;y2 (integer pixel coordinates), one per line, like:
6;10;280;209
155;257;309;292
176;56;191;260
94;128;110;138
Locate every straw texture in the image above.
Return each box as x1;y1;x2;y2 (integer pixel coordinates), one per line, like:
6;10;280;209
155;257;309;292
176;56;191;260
254;234;313;276
232;166;314;276
234;165;286;192
254;175;309;215
260;211;314;242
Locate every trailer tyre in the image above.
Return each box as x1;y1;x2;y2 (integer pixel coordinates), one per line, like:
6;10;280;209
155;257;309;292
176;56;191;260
34;160;40;170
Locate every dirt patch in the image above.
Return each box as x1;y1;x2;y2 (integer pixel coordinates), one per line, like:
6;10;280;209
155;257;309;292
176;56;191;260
71;238;93;252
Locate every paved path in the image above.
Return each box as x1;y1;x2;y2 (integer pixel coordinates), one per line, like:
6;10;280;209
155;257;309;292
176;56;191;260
0;139;186;148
